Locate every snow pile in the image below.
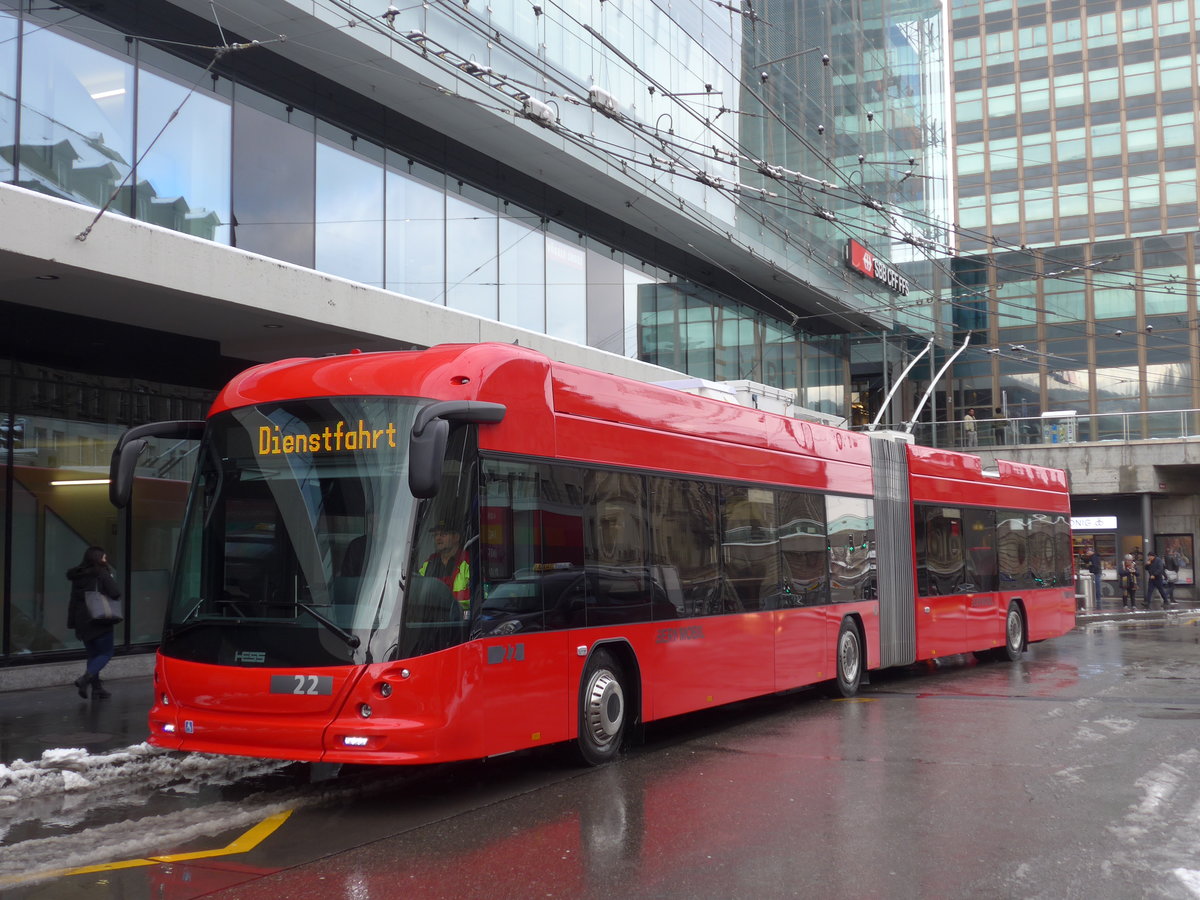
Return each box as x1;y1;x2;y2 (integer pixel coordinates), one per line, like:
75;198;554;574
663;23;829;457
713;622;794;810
0;743;293;844
0;743;285;805
0;753;417;884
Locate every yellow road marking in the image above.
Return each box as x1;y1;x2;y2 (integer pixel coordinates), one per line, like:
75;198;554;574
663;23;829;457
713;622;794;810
0;810;293;887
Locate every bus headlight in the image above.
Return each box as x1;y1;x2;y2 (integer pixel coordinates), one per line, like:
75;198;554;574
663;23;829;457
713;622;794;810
358;703;372;719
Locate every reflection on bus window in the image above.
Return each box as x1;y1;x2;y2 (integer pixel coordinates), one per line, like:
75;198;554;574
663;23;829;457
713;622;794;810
778;491;828;606
827;495;875;602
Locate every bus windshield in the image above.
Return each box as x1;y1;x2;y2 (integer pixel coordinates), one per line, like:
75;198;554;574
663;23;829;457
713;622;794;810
162;397;442;667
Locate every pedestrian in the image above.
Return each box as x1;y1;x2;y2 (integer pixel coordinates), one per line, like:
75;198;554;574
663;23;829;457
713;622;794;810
1164;549;1180;603
1120;554;1138;610
1145;551;1170;609
963;408;978;447
1081;547;1102;608
66;546;121;699
992;407;1009;446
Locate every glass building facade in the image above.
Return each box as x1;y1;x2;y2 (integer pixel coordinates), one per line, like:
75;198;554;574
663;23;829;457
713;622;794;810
0;0;947;663
948;0;1199;437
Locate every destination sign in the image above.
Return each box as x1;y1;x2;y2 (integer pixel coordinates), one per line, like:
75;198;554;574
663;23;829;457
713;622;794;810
258;421;399;456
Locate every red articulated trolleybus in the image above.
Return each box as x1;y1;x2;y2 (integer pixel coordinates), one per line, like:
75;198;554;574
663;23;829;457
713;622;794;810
110;343;1075;766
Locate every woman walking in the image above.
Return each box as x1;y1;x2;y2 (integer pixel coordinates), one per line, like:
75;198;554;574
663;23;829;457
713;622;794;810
66;546;121;699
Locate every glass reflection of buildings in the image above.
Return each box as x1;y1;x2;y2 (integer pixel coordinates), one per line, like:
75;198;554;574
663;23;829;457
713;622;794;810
949;0;1198;435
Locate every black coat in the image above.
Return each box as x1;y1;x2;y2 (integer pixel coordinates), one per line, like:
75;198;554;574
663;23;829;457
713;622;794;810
66;563;121;642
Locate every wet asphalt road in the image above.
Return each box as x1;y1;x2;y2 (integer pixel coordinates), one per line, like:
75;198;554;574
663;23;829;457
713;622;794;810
8;616;1200;899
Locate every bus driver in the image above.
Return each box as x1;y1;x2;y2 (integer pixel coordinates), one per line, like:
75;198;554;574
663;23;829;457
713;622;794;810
419;520;471;614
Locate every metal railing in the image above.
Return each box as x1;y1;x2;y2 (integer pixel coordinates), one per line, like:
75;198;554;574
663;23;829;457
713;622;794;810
874;409;1200;450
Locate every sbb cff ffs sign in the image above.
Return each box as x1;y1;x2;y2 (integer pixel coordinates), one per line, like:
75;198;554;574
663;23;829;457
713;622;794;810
845;239;910;296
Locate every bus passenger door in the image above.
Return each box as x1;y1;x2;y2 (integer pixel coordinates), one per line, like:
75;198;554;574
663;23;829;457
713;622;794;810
914;507;968;659
477;631;570;756
963;510;999;651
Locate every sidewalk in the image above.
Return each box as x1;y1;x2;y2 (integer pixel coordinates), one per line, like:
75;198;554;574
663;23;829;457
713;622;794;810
0;657;155;768
1074;597;1198;624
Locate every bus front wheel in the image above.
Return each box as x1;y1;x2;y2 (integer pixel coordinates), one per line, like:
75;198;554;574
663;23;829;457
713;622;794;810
577;648;628;766
835;618;863;698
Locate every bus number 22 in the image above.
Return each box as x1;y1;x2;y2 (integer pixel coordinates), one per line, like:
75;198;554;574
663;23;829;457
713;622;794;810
293;675;320;694
270;674;332;695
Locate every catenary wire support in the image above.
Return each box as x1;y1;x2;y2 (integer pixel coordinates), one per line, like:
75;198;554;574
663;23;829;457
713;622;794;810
905;333;971;435
868;338;932;432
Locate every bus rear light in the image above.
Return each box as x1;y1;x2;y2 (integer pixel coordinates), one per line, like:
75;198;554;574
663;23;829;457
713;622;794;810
358;703;373;718
160;693;170;705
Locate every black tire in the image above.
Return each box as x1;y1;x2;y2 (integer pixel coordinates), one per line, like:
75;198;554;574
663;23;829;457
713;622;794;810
1002;602;1025;662
835;618;863;698
576;648;628;766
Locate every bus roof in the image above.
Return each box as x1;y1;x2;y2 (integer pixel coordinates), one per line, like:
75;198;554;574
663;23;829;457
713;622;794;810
209;342;1067;501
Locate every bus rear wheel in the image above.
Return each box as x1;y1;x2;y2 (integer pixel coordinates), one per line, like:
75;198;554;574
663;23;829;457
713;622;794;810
1002;602;1025;661
577;648;628;766
835;618;863;698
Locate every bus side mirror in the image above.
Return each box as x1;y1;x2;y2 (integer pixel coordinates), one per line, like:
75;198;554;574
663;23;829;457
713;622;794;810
408;401;506;499
409;418;449;499
109;420;206;508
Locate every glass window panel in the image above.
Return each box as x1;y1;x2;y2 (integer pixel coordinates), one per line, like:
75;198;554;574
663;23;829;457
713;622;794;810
648;477;731;617
136;67;230;243
384;161;444;302
1145;362;1191;397
1046;367;1090;408
445;190;498;317
624;268;656;359
1144;282;1188;316
232;95;314;266
583;470;655;626
1028;514;1060;586
826;495;875;603
478;460;581;634
0;8;15;182
1124;73;1155;96
315;141;383;286
1093;280;1135;318
963;507;997;592
546;233;586;344
916;506;964;597
1088;76;1119;101
778;491;827;607
498;208;545;332
998;511;1035;590
5;369;210;655
720;485;779;612
1163;123;1195;147
1020;89;1048;113
20;24;134;213
586;247;626;356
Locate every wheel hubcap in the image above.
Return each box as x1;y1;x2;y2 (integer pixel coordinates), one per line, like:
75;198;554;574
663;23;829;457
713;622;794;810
585;670;624;745
839;631;859;681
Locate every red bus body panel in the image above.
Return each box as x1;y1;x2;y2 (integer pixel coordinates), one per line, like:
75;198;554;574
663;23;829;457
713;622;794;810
155;344;1072;763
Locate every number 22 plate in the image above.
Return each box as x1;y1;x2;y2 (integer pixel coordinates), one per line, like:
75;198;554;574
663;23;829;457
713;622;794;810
270;674;333;695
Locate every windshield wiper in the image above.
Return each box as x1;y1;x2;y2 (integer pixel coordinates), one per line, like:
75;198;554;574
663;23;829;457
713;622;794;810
295;602;361;649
